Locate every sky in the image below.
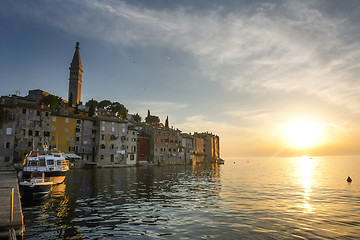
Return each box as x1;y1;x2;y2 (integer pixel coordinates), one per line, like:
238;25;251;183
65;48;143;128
1;0;360;158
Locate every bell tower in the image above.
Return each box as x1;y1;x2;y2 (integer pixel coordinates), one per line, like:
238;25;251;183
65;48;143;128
68;42;83;106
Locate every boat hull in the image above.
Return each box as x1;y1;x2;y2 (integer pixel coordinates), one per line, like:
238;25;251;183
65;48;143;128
23;170;67;184
19;182;53;196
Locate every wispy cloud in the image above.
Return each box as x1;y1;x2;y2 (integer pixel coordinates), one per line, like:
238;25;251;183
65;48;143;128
6;0;360;114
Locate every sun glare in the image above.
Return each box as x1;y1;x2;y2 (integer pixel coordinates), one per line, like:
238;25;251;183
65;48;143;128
282;118;324;149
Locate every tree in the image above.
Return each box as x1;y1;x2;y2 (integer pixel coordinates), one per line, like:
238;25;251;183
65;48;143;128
145;110;151;123
133;113;141;122
110;102;128;119
39;94;62;111
86;99;98;117
165;116;169;128
98;100;112;110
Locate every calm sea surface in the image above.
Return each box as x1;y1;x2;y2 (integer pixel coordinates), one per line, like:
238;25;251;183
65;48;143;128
22;156;360;239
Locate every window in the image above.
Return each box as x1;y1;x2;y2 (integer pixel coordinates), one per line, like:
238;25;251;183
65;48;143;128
65;118;69;123
101;144;106;149
76;137;80;141
130;154;134;160
111;144;114;149
28;130;33;136
52;116;56;122
82;147;85;152
4;142;11;148
69;146;75;152
65;128;68;133
45;112;49;117
8;114;15;121
101;126;105;131
101;155;104;160
76;119;81;124
37;111;40;116
52;126;56;132
5;156;10;162
101;134;105;140
133;132;135;135
22;108;26;114
112;127;115;132
6;128;12;135
51;136;55;141
28;142;32;147
35;131;39;136
110;154;114;162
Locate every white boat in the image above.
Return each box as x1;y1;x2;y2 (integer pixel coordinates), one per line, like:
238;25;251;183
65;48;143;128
22;150;70;184
19;171;53;196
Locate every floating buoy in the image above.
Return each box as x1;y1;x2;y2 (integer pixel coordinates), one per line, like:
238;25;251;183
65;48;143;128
347;176;352;183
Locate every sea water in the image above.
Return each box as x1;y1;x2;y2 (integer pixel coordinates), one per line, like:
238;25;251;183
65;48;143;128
22;156;360;239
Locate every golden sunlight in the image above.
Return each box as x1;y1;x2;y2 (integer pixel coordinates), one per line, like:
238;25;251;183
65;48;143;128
282;117;324;149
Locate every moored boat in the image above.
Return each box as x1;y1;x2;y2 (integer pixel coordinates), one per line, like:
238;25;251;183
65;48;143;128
19;171;53;196
22;150;70;184
217;158;225;164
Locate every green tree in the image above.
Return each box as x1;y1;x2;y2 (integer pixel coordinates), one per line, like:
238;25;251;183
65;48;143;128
98;100;112;110
133;113;141;122
145;110;151;123
165;116;169;128
86;99;98;117
39;95;62;111
110;102;128;119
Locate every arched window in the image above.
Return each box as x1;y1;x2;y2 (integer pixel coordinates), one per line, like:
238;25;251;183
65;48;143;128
101;155;104;160
110;154;114;162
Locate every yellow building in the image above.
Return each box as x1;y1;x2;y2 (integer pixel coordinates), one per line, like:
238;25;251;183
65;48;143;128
49;115;76;153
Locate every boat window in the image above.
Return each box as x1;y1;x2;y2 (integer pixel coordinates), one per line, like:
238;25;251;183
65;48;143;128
28;161;38;167
39;157;46;166
57;160;68;166
47;159;54;166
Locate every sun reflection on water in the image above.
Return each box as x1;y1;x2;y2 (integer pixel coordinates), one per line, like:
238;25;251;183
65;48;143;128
298;156;314;213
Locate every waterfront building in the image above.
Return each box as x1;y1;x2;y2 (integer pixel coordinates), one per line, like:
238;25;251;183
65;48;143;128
68;42;83;106
126;125;138;165
180;133;194;164
95;117;128;166
49;114;77;153
192;133;206;164
0;95;52;166
142;124;184;165
192;132;220;164
74;115;96;162
137;131;151;163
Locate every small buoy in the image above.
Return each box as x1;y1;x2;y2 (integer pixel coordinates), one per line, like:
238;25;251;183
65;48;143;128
347;176;352;183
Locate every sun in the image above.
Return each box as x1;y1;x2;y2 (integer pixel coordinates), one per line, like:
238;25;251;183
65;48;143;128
282;117;324;149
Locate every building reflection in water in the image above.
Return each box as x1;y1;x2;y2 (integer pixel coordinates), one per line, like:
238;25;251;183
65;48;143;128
23;164;223;239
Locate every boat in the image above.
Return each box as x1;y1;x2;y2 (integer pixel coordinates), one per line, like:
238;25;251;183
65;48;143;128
19;171;53;196
22;150;70;184
217;158;225;164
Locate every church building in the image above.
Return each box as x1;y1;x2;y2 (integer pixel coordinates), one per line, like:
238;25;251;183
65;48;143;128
68;42;83;106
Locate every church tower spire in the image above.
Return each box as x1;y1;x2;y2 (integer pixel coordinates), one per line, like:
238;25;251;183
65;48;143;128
68;42;83;106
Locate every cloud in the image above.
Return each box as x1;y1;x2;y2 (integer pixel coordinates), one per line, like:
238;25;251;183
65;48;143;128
10;0;358;113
